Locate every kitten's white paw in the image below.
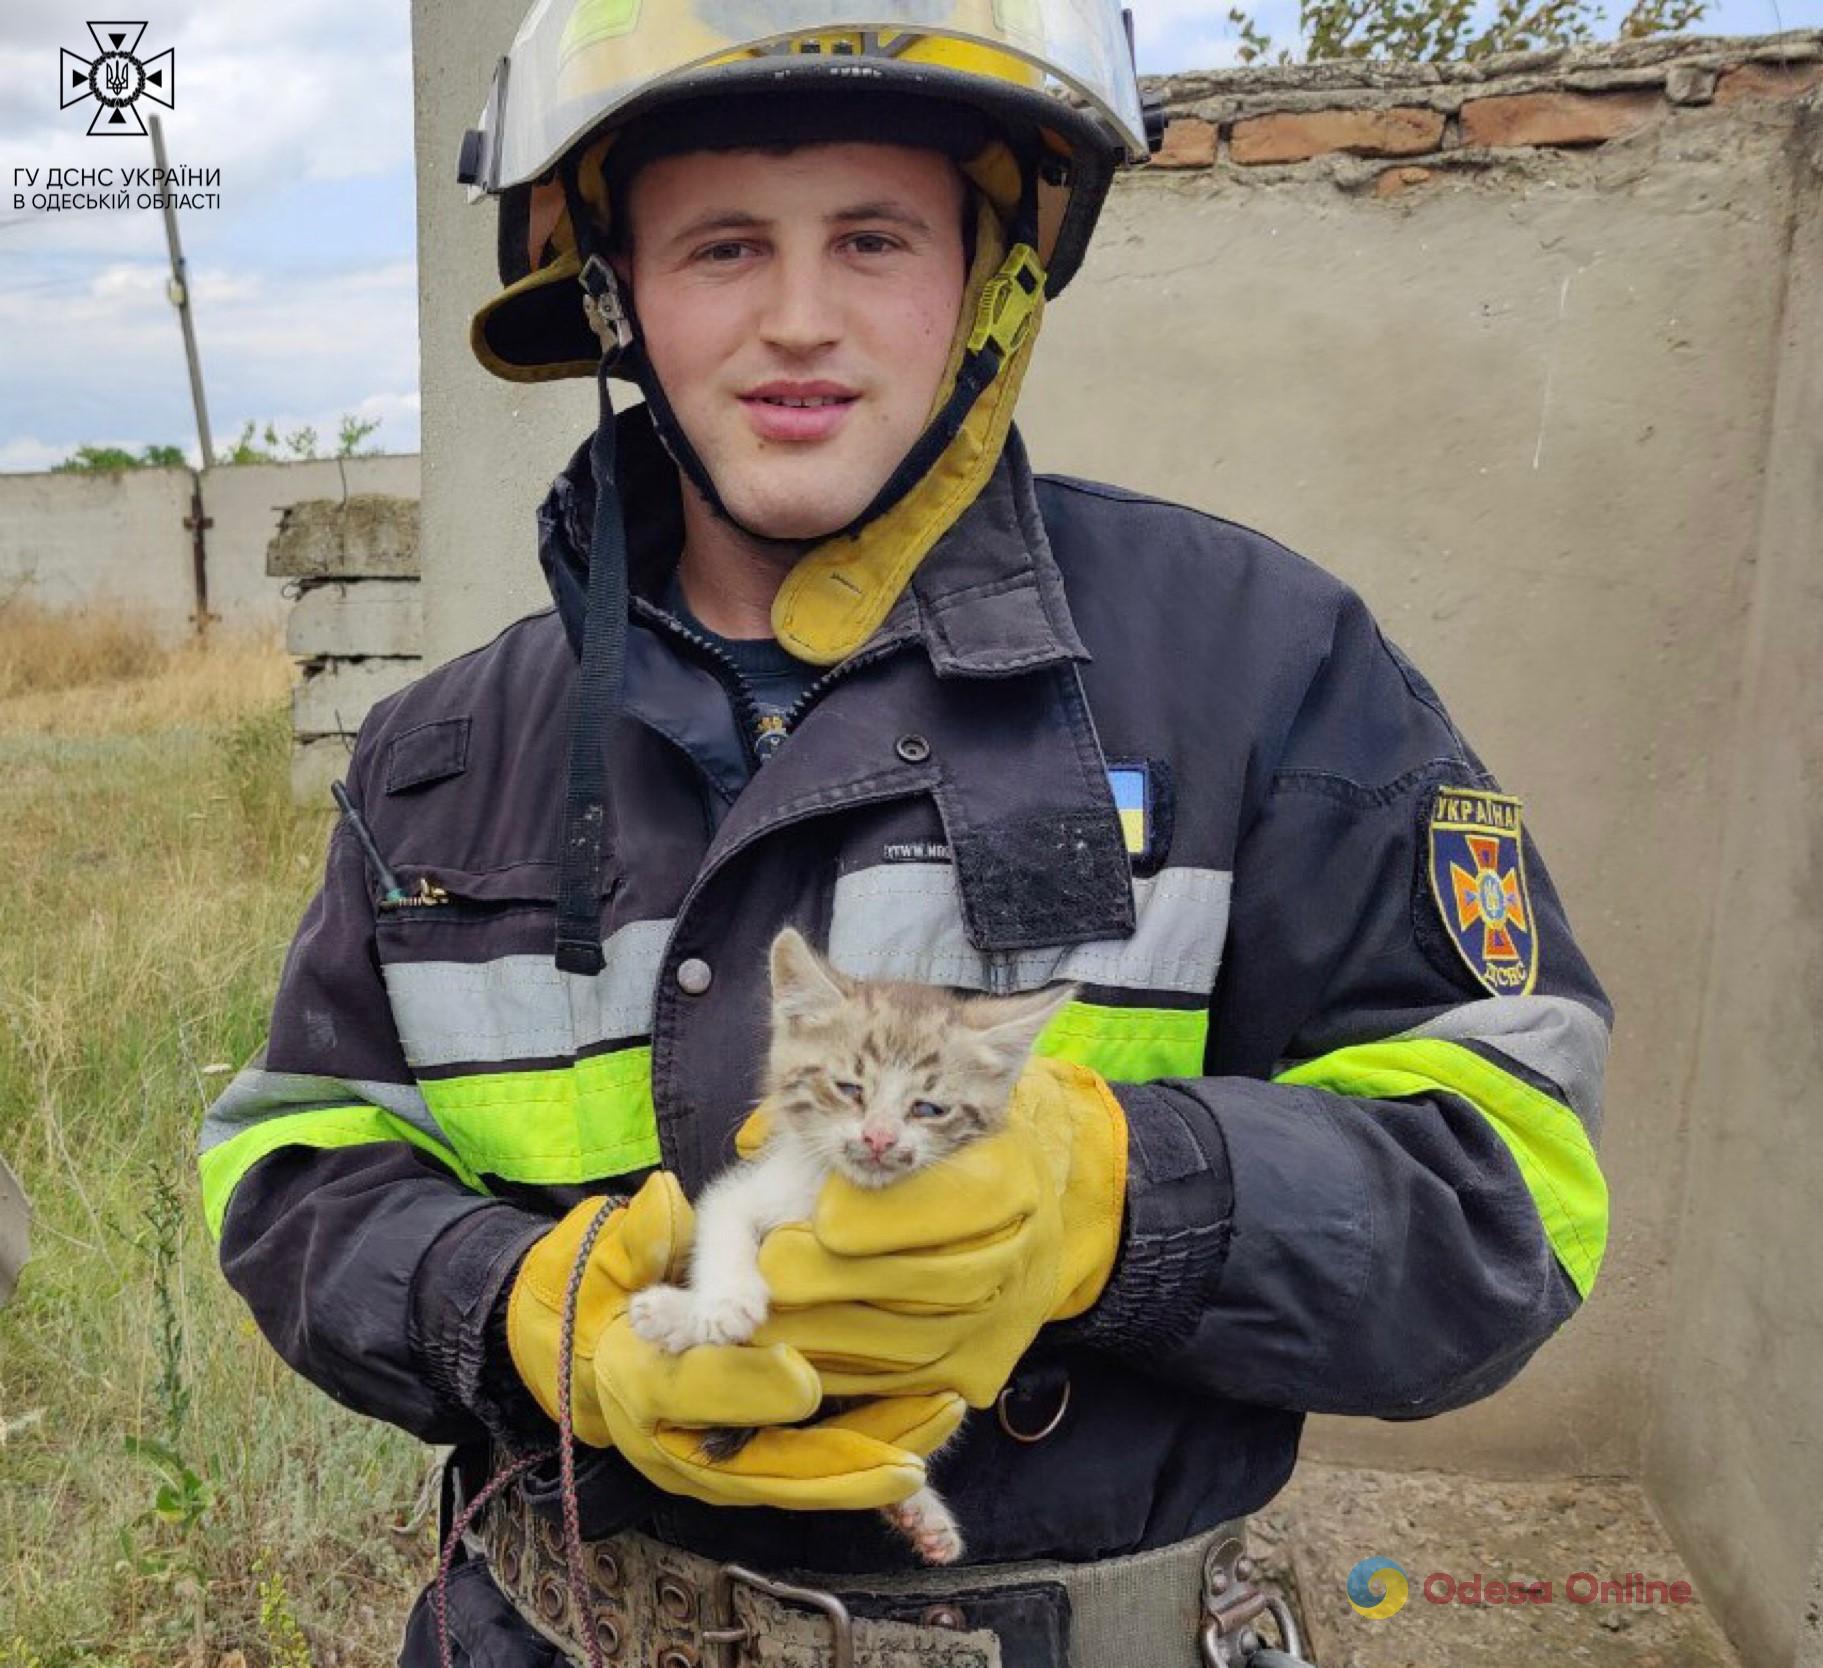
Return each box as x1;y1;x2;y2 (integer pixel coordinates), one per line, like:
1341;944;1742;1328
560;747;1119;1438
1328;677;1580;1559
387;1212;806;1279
627;1284;702;1354
629;1276;770;1352
689;1272;771;1346
885;1488;965;1567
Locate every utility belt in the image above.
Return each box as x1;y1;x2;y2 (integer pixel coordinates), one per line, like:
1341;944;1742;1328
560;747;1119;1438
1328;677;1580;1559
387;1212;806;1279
464;1468;1313;1668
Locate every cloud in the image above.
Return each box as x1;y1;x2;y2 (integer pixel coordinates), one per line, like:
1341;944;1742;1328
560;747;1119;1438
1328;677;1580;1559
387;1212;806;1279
0;255;421;469
0;435;71;472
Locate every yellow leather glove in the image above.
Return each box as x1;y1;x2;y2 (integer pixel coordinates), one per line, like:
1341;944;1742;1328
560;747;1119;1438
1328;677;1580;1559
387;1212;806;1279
506;1173;965;1510
745;1056;1129;1407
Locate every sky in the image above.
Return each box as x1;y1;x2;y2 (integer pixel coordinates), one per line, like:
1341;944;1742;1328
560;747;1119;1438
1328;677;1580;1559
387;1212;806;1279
1;0;1816;472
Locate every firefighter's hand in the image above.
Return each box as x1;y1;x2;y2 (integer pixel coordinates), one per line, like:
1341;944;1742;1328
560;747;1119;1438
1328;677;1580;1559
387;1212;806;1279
743;1056;1129;1406
506;1174;965;1510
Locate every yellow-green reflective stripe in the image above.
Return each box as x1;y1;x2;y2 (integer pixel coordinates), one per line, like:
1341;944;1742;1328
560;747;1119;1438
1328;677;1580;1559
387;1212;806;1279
1275;1037;1608;1300
197;1106;484;1241
1035;1000;1208;1082
420;1047;662;1185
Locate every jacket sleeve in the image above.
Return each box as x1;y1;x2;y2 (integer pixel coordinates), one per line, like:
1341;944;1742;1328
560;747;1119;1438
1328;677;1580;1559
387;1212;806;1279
198;726;554;1446
1061;586;1612;1420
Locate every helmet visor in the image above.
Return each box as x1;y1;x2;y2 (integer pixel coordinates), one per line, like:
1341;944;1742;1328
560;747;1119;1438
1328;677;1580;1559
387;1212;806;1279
471;0;1147;196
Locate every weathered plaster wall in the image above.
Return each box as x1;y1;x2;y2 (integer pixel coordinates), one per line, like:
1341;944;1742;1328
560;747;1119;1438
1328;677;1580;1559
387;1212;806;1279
1637;98;1823;1668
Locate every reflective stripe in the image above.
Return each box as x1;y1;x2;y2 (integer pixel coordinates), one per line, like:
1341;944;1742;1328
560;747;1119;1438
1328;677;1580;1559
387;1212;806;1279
382;917;672;1068
197;1105;483;1240
199;1066;444;1152
827;863;1231;996
419;1048;662;1185
1396;995;1609;1137
1036;1000;1208;1081
1275;1037;1608;1300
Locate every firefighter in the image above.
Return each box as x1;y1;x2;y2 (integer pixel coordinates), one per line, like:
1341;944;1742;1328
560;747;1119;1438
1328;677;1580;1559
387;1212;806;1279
200;5;1611;1663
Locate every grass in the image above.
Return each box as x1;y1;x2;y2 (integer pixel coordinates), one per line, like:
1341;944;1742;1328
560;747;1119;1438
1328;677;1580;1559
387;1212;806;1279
0;614;434;1666
0;599;167;704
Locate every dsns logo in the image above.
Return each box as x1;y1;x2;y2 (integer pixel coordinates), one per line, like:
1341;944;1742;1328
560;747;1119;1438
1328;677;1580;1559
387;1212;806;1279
1347;1556;1410;1618
61;23;175;137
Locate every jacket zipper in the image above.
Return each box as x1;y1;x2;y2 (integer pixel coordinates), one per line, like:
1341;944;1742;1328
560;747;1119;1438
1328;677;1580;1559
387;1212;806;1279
631;593;915;773
630;595;768;773
777;640;902;731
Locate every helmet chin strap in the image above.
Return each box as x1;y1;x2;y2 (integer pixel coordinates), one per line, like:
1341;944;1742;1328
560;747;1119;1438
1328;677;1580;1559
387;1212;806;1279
547;154;1042;972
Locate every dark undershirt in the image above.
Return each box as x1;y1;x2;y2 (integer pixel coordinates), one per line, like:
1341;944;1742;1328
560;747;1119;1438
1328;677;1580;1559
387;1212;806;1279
662;571;821;770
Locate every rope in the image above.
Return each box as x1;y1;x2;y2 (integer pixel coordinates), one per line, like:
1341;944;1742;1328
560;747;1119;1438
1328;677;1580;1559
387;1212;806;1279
554;1201;618;1668
435;1198;620;1668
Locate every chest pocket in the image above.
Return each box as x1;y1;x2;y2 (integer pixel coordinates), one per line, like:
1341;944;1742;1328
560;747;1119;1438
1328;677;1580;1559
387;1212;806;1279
369;720;663;1188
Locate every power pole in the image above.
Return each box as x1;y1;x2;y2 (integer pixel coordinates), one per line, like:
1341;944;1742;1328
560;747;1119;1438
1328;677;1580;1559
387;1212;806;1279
150;113;212;468
149;113;214;632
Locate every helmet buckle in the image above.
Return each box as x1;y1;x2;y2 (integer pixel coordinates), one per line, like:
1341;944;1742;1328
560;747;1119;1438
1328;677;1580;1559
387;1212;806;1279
966;243;1046;362
578;254;633;358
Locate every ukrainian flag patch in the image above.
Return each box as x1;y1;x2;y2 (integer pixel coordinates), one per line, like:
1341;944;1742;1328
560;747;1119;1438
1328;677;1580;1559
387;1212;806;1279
1106;761;1170;874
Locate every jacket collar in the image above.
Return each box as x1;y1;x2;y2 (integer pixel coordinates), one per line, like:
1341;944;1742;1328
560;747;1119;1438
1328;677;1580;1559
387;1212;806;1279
535;402;1089;678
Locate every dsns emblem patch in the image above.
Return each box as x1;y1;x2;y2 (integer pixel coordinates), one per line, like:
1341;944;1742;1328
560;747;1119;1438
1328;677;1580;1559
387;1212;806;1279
1427;787;1537;995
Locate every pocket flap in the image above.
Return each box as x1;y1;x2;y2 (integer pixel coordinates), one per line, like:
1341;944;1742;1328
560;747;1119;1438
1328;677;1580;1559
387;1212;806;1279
386;717;471;794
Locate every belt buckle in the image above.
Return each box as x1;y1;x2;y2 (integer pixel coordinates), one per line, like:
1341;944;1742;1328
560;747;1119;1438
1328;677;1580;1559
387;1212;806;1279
706;1562;855;1668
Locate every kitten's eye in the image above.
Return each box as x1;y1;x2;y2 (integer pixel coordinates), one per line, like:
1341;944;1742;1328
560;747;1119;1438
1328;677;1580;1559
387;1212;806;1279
909;1101;947;1120
833;1080;865;1104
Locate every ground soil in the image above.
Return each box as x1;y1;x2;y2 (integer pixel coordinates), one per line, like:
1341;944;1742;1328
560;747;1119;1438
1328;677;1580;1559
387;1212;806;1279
1246;1462;1742;1668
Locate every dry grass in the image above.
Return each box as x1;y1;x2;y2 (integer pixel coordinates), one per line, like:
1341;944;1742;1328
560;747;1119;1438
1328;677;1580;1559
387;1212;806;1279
0;600;166;702
0;604;292;736
0;624;431;1667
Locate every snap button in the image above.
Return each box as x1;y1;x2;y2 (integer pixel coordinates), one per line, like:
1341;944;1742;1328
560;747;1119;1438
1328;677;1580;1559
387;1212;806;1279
675;957;713;995
895;733;931;764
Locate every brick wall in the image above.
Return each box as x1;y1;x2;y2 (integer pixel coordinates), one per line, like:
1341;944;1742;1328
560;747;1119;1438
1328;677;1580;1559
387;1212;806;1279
1141;29;1822;191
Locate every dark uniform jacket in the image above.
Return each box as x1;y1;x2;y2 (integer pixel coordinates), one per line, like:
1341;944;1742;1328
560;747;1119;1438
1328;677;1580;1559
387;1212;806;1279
200;406;1611;1654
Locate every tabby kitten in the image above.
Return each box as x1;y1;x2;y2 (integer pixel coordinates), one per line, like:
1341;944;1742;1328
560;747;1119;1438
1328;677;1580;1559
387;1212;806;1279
628;926;1072;1564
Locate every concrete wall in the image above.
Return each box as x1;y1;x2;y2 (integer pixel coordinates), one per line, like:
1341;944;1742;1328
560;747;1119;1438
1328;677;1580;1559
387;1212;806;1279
409;17;1823;1661
202;453;421;632
1640;98;1823;1668
0;454;419;640
411;0;598;655
0;466;197;635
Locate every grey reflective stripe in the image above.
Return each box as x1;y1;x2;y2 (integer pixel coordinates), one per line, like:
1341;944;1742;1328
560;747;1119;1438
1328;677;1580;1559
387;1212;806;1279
197;1066;444;1153
381;916;672;1069
827;863;1231;996
1398;994;1610;1137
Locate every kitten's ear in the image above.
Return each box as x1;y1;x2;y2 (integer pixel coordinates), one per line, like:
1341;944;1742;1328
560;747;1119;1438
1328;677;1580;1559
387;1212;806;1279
962;983;1075;1078
769;928;850;1028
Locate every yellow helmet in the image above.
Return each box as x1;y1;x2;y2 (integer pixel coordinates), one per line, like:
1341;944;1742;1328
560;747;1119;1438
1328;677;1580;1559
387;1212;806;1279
461;1;1152;381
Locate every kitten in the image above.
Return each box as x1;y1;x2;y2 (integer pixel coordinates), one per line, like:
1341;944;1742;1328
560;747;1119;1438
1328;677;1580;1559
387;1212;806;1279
628;926;1073;1565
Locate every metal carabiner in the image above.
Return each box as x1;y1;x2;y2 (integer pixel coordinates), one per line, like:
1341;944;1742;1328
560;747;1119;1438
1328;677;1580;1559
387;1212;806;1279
1200;1537;1318;1667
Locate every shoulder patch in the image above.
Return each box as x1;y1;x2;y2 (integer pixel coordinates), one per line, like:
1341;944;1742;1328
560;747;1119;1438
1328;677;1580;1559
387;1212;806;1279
1425;786;1537;996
